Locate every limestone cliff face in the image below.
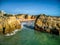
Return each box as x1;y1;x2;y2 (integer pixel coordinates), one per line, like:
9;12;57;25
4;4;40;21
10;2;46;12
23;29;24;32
16;14;25;19
16;14;36;19
35;14;60;35
0;16;21;34
24;15;36;19
31;15;36;19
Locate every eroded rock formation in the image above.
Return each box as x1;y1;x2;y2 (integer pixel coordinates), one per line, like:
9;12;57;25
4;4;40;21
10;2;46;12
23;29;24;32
35;14;60;35
15;14;36;19
0;16;21;34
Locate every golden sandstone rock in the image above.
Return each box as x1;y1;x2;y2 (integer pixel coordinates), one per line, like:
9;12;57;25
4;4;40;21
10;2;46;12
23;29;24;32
35;14;60;35
0;16;21;34
16;14;25;19
16;14;36;19
0;23;3;34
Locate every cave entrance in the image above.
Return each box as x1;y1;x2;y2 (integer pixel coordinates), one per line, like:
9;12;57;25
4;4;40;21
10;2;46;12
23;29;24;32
3;27;5;34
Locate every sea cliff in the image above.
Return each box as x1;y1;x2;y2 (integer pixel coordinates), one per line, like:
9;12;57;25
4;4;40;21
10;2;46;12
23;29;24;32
35;14;60;35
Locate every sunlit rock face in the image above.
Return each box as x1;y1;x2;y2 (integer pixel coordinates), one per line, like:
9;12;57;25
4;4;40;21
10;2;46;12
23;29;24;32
0;16;21;34
16;14;25;19
34;14;60;35
16;14;36;19
31;15;36;19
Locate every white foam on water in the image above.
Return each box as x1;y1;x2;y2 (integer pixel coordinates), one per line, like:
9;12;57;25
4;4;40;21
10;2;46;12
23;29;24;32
5;29;21;36
21;22;27;28
5;22;28;36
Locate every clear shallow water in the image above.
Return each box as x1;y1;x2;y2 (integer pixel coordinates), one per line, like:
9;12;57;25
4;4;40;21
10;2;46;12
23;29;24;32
0;22;60;45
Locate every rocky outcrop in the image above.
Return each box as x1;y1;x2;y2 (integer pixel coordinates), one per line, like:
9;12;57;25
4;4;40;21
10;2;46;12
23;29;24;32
16;14;36;19
34;14;60;35
0;16;21;35
16;14;25;19
31;15;36;19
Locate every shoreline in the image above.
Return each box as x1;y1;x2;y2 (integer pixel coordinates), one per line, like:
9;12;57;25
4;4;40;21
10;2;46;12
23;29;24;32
5;29;22;36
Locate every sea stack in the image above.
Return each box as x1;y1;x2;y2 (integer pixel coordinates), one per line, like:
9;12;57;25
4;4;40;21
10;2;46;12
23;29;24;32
34;14;60;35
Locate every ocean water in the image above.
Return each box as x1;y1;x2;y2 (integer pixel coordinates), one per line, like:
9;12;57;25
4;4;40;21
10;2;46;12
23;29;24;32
0;22;60;45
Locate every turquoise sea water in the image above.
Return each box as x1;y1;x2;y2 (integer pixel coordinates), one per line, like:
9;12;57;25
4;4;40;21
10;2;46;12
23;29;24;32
0;22;60;45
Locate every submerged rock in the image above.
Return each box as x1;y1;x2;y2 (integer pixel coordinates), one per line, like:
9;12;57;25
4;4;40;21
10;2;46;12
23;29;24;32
34;14;60;35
